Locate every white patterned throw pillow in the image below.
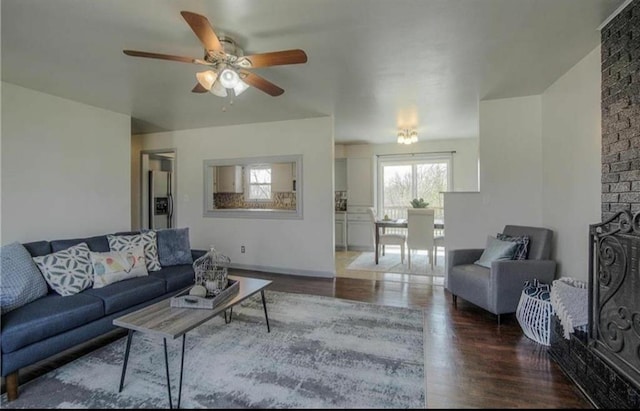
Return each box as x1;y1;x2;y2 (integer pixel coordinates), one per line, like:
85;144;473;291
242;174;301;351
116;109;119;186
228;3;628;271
33;242;94;296
90;246;148;288
107;232;161;271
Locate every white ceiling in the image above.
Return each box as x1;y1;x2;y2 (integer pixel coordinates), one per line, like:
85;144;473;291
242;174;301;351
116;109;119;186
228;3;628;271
1;0;623;144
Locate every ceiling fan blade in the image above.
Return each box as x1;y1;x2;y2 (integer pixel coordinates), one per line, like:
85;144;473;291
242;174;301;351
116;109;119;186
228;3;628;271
196;70;217;90
239;69;284;96
180;11;223;53
237;49;308;68
192;83;209;93
123;50;197;64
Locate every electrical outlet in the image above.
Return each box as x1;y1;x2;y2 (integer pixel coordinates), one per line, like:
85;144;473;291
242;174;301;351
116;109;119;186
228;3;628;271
241;246;245;253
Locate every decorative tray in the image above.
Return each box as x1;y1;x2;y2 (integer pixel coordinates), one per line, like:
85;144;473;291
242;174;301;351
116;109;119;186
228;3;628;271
170;279;239;310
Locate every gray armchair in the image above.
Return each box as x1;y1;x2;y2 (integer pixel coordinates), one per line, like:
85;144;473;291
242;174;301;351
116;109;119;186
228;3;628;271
445;225;556;324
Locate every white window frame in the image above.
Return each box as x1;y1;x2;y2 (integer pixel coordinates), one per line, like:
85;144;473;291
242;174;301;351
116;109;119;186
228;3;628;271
203;154;303;220
376;153;453;216
245;164;272;202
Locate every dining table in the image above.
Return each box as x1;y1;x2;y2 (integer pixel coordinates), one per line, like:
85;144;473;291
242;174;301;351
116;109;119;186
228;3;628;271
374;218;444;264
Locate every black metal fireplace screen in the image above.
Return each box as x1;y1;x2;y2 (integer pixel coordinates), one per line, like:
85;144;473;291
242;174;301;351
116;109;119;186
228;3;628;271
589;210;640;391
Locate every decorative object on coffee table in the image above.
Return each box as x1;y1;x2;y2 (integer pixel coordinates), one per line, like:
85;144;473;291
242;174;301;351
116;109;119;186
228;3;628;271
171;279;239;310
192;247;230;296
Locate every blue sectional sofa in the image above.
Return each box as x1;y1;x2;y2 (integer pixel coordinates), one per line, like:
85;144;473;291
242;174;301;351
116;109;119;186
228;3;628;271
0;232;205;401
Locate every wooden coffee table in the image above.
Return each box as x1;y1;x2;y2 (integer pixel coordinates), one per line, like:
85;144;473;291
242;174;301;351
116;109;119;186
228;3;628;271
113;275;272;409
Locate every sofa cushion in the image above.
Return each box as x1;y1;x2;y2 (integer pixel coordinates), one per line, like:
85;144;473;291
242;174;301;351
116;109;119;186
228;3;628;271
83;276;165;315
149;265;195;293
107;232;161;272
22;241;51;258
154;228;193;267
51;235;110;253
474;236;518;268
33;242;94;296
1;292;104;353
0;242;49;314
90;246;148;289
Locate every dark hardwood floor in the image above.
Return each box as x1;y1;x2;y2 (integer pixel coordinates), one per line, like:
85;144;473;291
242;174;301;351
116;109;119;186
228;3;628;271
2;268;592;408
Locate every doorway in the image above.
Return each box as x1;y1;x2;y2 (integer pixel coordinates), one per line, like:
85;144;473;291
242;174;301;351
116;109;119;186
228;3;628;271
140;149;177;230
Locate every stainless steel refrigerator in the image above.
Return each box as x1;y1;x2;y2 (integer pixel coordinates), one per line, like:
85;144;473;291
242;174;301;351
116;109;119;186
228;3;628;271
149;170;173;229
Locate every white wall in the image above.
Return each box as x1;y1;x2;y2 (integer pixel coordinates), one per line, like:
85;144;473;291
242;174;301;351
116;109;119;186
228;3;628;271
541;46;601;282
137;117;335;278
1;82;131;243
444;95;544;252
444;47;602;284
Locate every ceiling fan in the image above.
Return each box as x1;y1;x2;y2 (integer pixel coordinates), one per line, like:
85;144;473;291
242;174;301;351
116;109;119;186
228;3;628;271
123;11;307;97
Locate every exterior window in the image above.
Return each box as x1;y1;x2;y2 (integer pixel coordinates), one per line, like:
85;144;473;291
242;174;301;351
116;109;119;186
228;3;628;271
247;165;272;200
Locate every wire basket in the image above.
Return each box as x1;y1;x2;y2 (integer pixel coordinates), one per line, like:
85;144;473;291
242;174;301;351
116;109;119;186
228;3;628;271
192;247;231;297
516;280;553;346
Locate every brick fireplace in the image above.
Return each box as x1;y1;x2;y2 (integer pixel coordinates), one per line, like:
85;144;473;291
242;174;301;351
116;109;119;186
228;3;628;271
549;1;640;408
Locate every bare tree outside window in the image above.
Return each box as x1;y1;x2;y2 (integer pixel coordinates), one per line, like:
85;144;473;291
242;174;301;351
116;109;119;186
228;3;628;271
248;166;272;200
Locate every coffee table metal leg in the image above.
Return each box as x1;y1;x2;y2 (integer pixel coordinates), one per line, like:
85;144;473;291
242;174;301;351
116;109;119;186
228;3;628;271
224;307;233;324
177;334;186;409
163;338;173;409
119;330;134;392
261;290;271;333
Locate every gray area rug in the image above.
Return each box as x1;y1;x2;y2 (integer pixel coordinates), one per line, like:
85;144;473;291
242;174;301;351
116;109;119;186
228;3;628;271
2;291;425;408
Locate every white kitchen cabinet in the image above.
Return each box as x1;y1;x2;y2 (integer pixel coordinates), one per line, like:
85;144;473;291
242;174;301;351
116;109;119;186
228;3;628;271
216;165;243;193
347;211;373;249
335;159;347;191
271;162;294;193
347;157;373;206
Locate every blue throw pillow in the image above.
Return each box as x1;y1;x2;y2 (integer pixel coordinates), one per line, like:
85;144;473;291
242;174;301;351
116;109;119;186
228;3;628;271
474;236;519;268
1;242;48;313
154;228;193;267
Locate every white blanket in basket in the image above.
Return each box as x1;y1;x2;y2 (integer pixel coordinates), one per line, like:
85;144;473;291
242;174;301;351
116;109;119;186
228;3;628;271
550;278;588;339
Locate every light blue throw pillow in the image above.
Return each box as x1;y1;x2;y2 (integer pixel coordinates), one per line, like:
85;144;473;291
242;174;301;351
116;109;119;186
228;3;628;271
1;242;48;314
474;236;519;268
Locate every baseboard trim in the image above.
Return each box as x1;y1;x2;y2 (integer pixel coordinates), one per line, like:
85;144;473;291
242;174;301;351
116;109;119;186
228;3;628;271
229;263;335;278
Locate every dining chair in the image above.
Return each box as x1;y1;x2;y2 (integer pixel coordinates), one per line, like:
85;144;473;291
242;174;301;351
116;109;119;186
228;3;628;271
367;208;406;263
407;208;435;270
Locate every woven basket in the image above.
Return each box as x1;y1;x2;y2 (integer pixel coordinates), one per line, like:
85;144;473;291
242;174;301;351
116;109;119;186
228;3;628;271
516;289;553;346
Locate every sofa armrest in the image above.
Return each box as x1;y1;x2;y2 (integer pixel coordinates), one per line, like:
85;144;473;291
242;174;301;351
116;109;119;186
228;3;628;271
191;249;207;261
490;259;557;313
447;248;484;268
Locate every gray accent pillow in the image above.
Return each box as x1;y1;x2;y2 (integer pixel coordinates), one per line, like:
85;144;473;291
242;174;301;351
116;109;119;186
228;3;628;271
107;231;161;271
155;228;193;267
1;242;49;313
33;242;94;296
474;236;519;268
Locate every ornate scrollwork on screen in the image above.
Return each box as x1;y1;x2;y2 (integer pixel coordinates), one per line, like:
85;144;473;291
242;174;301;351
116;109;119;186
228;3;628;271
590;210;640;381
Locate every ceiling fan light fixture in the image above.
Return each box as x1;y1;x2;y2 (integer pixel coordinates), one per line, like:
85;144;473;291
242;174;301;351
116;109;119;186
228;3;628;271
196;70;217;90
233;80;250;96
210;80;228;97
219;67;240;89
